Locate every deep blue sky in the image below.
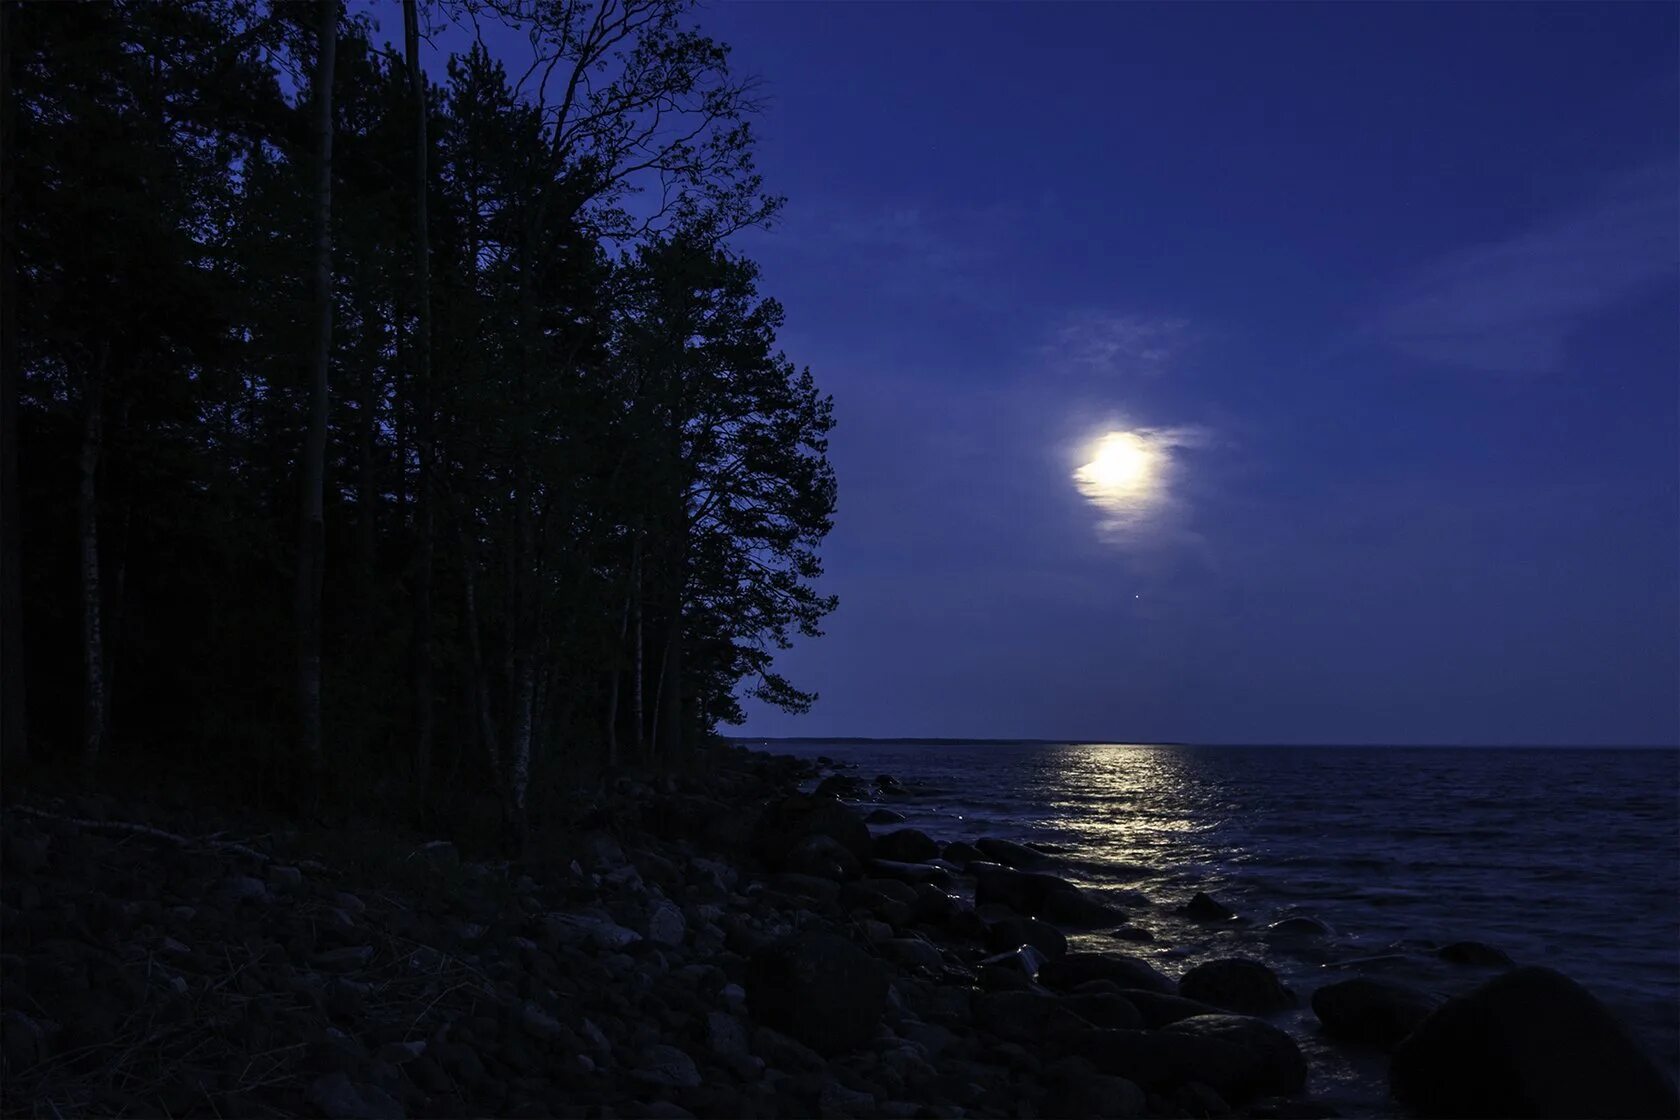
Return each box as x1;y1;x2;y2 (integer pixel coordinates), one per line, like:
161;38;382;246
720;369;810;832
418;2;1680;745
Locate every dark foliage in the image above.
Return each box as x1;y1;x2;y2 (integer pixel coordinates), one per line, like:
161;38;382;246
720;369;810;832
2;0;835;827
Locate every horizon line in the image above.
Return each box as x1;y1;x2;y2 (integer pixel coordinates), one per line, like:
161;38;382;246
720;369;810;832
728;735;1680;750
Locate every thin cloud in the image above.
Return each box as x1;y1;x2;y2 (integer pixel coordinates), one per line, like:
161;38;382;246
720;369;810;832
1048;311;1189;377
1375;164;1679;373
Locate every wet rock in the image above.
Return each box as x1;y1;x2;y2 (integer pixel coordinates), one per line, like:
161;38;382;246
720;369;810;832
1178;959;1296;1015
972;863;1080;917
940;841;985;868
1113;925;1155;943
1121;988;1224;1028
1043;889;1128;928
306;1072;405;1119
1310;977;1442;1049
631;1043;702;1088
754;795;872;867
869;859;951;888
815;774;869;800
746;933;889;1055
1063;992;1145;1030
975;837;1056;870
866;809;907;825
881;938;944;972
1164;1014;1307;1096
1184;892;1237;922
874;829;939;863
785;834;863;881
1390;965;1680;1118
982;912;1067;959
1039;952;1177;996
840;878;917;919
908;882;961;924
1435;940;1513;968
977;944;1049;983
265;864;303;889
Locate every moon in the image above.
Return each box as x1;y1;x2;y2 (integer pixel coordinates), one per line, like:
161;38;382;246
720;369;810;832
1075;431;1156;495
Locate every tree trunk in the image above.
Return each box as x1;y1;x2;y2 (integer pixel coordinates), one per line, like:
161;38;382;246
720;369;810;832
631;537;643;759
605;559;632;769
356;292;377;586
459;523;501;788
0;0;25;773
404;0;435;802
294;0;336;768
78;373;105;769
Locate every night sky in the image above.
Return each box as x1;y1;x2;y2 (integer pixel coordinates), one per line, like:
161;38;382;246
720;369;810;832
462;3;1680;745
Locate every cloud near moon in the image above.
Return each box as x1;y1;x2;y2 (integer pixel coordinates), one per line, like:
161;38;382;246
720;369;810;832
1072;425;1209;547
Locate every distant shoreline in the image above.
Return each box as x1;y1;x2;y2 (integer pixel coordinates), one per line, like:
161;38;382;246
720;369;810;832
731;737;1680;750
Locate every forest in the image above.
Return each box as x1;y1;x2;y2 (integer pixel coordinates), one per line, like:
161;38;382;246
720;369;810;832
0;0;838;838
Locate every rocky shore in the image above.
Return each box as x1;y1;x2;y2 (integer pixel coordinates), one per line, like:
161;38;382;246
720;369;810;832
3;747;1676;1119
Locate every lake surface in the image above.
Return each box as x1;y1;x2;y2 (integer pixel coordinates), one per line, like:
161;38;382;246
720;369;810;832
756;740;1680;1115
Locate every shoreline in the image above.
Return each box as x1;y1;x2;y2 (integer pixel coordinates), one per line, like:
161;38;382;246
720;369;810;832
3;746;1674;1119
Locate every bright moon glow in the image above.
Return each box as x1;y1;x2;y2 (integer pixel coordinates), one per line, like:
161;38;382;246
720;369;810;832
1072;428;1173;542
1077;431;1155;494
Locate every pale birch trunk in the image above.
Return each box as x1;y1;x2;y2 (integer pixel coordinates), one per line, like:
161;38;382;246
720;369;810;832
294;0;336;767
404;0;435;800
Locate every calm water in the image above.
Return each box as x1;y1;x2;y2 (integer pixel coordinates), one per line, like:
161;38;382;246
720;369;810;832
763;741;1680;1114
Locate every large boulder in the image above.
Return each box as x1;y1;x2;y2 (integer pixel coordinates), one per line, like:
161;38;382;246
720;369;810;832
1164;1014;1307;1096
1179;959;1296;1014
1074;1028;1263;1098
1311;977;1442;1049
745;933;889;1055
982;912;1067;959
1435;940;1513;968
752;795;871;870
1119;988;1222;1028
976;837;1056;870
1062;992;1145;1030
783;834;861;881
1183;891;1238;922
973;862;1114;922
1390;966;1679;1118
940;841;985;868
873;829;939;863
1039;952;1178;996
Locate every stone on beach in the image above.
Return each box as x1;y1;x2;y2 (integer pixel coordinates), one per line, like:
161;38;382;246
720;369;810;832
873;828;940;863
1184;891;1238;922
1039;952;1178;996
1178;958;1297;1014
745;932;889;1055
1390;965;1680;1118
1310;976;1442;1049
